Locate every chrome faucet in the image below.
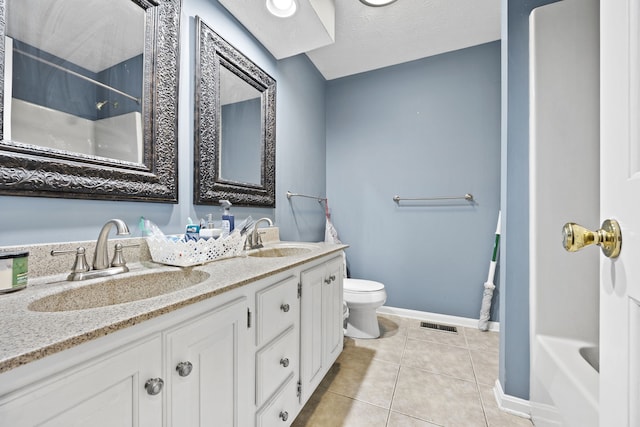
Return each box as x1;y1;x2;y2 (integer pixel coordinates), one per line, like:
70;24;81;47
51;219;135;281
246;217;273;250
93;219;130;270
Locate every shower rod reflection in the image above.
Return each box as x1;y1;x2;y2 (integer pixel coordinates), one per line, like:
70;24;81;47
393;193;474;203
286;191;327;204
14;48;141;104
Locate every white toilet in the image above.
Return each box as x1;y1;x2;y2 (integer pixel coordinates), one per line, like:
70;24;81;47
343;278;387;339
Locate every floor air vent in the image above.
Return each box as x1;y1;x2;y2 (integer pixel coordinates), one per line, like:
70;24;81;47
420;321;458;333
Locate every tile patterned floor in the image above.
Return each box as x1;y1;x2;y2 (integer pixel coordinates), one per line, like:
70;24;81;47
292;314;533;427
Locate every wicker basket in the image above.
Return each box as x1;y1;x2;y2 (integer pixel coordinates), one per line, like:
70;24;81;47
146;231;246;267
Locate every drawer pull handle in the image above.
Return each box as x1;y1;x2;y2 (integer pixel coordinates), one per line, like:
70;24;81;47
329;274;336;282
176;361;193;377
279;411;289;422
280;303;290;313
280;357;290;368
144;378;164;395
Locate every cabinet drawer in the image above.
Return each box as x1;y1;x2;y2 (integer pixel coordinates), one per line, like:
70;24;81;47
256;374;299;427
256;325;298;406
256;275;298;346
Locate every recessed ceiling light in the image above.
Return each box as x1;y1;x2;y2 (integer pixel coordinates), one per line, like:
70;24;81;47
359;0;398;6
266;0;297;18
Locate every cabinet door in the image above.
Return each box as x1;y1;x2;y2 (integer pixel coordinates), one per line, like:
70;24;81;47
323;256;344;365
0;335;163;427
165;296;249;427
300;262;325;403
299;255;344;404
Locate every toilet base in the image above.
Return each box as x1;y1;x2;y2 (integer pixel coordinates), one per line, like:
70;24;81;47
345;307;380;339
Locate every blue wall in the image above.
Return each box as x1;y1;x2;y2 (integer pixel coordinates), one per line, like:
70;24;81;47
275;55;327;243
326;41;501;321
499;0;560;400
0;0;327;246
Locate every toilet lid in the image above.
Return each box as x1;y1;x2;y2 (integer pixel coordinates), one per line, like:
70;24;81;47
344;278;385;292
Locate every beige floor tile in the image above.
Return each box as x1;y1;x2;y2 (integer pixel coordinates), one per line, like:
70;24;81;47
470;349;499;386
407;325;468;347
292;390;389;427
464;327;499;352
320;353;400;409
478;384;533;427
378;314;410;338
387;411;441;426
402;338;475;381
392;366;486;426
344;331;407;365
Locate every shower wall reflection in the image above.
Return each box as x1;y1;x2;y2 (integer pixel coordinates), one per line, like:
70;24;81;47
4;0;145;163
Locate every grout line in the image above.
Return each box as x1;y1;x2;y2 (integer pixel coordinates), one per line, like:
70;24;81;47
384;315;406;426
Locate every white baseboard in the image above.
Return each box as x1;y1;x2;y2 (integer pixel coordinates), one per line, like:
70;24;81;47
377;305;500;332
493;379;532;419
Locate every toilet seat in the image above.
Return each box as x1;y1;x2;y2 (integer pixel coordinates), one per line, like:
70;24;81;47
344;278;385;292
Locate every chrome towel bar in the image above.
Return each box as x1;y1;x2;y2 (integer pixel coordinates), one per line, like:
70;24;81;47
286;191;327;203
393;193;474;203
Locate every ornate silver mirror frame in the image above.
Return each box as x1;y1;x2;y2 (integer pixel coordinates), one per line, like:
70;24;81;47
194;16;276;207
0;0;180;202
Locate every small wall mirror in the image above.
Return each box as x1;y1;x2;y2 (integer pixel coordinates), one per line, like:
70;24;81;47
0;0;181;202
195;16;276;207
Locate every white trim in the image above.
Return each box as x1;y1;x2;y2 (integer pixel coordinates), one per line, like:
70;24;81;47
377;305;500;332
493;379;532;419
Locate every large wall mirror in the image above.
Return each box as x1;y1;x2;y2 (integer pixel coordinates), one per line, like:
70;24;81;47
0;0;180;202
195;16;276;207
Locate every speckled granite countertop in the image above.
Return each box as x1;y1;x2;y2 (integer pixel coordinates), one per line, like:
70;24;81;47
0;241;346;374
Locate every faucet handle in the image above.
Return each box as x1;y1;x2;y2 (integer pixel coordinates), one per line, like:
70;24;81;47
110;243;139;268
51;247;90;274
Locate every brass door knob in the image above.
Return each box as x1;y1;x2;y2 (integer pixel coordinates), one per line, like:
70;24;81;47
562;219;622;258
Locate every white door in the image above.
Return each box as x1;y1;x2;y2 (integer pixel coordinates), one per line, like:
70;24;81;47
601;1;640;425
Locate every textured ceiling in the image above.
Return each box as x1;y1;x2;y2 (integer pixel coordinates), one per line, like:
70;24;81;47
219;0;501;80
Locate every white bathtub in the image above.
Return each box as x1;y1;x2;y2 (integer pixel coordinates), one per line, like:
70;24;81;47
531;335;599;427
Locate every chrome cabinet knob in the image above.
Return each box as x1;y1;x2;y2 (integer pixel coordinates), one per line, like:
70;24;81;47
280;357;290;368
562;219;622;258
280;303;290;313
176;361;193;377
279;411;289;422
329;274;336;282
324;278;331;284
144;378;164;395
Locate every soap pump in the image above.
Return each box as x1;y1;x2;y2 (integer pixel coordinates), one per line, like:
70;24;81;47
220;200;234;233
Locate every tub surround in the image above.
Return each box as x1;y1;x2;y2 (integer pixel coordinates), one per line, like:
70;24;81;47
0;234;345;374
528;0;600;424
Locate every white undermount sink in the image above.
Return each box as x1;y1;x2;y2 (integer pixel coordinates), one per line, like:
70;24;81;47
28;269;210;312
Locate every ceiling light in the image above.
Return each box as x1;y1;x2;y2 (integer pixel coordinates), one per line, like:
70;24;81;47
359;0;398;6
266;0;297;18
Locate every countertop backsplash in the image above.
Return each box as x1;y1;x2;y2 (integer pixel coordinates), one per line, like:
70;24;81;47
1;226;280;282
1;238;152;281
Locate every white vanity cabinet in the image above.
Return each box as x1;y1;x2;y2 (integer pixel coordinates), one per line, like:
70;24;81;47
0;335;164;427
0;292;250;427
0;249;345;427
299;255;344;404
